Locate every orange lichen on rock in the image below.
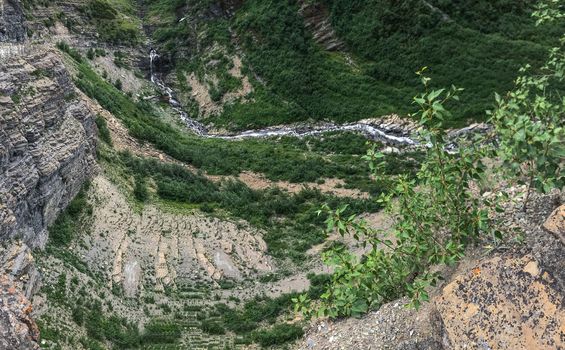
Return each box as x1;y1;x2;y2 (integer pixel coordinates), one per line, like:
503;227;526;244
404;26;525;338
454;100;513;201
0;274;40;349
436;255;564;350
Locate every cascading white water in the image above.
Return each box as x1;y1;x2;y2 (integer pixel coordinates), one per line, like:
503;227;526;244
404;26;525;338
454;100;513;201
147;48;422;145
149;49;208;135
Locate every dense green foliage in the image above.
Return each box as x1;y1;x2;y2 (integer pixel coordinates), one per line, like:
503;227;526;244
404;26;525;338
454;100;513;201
147;0;562;130
82;0;141;44
490;6;565;209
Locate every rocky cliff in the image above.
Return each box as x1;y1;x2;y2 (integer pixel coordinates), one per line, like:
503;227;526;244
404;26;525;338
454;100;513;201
0;0;26;43
0;49;98;248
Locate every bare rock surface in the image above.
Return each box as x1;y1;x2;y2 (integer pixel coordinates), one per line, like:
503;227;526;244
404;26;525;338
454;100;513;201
0;241;40;299
437;255;564;350
0;49;97;247
0;0;26;43
301;298;443;350
0;274;40;350
543;204;565;245
83;176;272;296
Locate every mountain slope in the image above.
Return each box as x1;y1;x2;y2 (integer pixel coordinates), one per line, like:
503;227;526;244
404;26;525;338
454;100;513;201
145;0;563;129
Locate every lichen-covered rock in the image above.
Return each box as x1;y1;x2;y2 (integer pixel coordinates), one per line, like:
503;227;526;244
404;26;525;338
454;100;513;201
0;274;40;350
0;49;97;248
0;241;41;299
543;204;565;245
436;255;565;350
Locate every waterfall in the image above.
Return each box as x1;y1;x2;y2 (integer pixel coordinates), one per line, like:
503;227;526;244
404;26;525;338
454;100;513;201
149;49;158;83
148;49;208;135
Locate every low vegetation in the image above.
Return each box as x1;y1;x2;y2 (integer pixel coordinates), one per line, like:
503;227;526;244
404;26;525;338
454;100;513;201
62;44;420;192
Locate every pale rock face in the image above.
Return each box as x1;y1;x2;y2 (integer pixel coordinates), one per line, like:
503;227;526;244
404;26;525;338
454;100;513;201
436;255;565;350
0;50;98;247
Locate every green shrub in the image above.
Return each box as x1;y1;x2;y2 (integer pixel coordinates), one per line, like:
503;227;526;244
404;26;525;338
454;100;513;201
253;323;304;347
48;183;91;247
95;115;113;146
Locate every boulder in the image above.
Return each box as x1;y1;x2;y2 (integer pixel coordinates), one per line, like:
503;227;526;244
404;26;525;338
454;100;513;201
543;204;565;245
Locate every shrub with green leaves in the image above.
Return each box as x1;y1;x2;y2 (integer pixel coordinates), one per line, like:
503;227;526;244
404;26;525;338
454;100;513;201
95;114;113;146
295;2;565;319
490;2;565;210
295;72;493;318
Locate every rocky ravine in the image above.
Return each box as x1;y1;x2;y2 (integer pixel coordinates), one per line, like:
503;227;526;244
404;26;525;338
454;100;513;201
0;49;98;247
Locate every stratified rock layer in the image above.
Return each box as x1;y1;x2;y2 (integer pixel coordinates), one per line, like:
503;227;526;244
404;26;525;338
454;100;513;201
436;255;565;350
0;0;26;43
0;49;97;247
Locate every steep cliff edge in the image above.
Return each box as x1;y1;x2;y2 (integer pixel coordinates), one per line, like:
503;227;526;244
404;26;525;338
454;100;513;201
0;49;98;248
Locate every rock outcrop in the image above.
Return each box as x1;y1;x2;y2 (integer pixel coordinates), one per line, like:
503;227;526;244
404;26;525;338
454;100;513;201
298;0;346;52
543;204;565;245
437;255;564;349
0;0;26;43
0;274;40;350
0;49;98;247
0;241;41;299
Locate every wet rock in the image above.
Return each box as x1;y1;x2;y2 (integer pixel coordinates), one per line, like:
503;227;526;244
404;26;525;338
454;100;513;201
543;204;564;245
436;255;564;350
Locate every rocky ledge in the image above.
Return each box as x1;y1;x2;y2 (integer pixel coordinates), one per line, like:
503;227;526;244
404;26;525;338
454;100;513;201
0;0;26;43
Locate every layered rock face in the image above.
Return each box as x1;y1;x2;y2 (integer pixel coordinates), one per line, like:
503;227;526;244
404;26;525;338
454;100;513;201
0;49;97;247
0;0;26;43
299;0;346;51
